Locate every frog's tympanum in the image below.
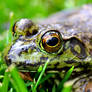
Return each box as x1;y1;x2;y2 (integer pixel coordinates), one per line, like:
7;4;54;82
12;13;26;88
4;5;92;92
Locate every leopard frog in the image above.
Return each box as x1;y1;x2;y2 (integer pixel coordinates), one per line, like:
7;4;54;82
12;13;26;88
4;5;92;92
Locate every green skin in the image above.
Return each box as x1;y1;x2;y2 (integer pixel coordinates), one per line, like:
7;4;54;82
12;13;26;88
4;5;92;91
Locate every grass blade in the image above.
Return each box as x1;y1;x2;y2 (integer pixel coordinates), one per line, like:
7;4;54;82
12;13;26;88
57;66;74;92
32;59;50;92
8;64;28;92
62;85;72;92
1;70;9;92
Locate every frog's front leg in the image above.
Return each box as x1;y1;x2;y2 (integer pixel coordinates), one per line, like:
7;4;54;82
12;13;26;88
72;75;92;92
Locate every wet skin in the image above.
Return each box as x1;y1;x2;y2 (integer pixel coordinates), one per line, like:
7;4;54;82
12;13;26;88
4;5;92;92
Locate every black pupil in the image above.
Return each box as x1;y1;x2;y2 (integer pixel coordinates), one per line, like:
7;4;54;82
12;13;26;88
46;37;58;46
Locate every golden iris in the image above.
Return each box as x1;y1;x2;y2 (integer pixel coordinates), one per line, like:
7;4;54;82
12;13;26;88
41;30;62;53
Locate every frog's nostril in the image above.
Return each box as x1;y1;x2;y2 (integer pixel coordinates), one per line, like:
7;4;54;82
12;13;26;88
26;29;38;36
32;29;38;35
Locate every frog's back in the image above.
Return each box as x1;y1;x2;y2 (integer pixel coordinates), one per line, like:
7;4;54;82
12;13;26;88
40;5;92;25
40;5;92;55
39;5;92;38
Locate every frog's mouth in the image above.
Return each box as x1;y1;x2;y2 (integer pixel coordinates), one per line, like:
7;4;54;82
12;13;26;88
13;59;92;75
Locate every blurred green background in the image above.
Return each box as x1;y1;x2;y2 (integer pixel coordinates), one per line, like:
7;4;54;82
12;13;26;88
0;0;92;24
0;0;92;51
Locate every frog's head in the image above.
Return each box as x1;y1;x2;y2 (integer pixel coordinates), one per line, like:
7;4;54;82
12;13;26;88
5;19;92;72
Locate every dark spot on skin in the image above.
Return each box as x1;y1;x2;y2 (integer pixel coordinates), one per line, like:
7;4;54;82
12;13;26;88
22;48;25;50
31;29;38;35
57;51;63;55
49;57;56;62
47;61;92;78
54;62;60;67
15;61;45;71
46;66;70;72
64;60;77;64
70;38;87;59
17;61;45;67
26;29;38;36
40;57;48;61
26;31;32;36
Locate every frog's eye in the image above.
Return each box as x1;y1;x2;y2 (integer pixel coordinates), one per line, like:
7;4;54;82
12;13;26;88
12;19;38;36
41;30;63;53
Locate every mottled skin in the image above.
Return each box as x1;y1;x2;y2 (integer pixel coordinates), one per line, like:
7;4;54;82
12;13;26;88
4;5;92;92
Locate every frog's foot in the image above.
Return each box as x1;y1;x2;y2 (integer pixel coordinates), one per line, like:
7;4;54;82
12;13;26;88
19;72;33;81
72;75;92;92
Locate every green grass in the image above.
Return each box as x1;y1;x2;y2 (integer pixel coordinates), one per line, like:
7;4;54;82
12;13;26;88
0;61;74;92
0;0;92;92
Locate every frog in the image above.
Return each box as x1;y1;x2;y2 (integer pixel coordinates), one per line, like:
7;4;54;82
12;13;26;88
4;5;92;92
